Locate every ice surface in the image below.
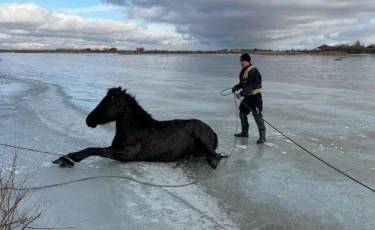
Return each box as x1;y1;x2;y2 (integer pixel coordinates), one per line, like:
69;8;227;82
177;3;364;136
1;53;375;229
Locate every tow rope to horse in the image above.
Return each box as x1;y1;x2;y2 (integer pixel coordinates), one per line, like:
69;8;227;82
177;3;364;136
1;88;374;194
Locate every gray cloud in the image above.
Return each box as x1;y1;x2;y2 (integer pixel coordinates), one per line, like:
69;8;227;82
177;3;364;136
1;1;374;50
103;0;375;49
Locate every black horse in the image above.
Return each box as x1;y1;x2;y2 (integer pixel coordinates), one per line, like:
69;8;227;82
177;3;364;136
53;87;225;169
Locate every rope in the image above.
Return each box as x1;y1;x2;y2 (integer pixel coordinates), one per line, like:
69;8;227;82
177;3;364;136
224;87;375;194
215;90;238;170
0;143;201;189
0;143;74;164
1;175;199;191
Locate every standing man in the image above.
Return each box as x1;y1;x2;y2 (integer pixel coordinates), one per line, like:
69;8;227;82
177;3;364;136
232;53;266;143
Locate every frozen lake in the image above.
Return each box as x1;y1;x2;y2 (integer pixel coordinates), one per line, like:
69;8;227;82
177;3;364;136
0;53;374;229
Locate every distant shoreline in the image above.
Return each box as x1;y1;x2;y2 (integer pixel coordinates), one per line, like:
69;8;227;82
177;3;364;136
0;50;352;56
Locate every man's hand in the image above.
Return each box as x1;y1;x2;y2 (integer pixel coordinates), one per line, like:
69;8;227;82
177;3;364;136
235;93;241;99
232;86;236;93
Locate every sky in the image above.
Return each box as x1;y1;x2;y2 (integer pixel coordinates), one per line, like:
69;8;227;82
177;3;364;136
0;0;374;50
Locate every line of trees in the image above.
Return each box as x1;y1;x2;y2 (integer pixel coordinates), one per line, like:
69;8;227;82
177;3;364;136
1;40;375;54
318;40;375;54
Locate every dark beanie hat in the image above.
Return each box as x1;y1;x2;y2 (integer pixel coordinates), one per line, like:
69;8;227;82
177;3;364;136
240;53;251;63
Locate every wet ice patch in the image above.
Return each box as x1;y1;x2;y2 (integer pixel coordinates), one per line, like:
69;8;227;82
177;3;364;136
126;203;137;207
236;145;247;149
41;162;53;167
132;216;143;220
87;165;102;169
272;132;283;139
264;143;279;148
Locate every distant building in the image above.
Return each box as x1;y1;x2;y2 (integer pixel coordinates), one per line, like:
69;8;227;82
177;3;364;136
366;44;375;49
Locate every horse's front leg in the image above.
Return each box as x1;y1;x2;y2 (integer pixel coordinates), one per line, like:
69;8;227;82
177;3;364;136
52;147;126;168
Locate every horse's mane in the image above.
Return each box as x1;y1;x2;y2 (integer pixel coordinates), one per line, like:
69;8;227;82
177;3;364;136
108;87;155;126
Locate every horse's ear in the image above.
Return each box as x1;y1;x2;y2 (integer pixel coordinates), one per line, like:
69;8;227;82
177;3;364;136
123;89;127;93
118;87;122;90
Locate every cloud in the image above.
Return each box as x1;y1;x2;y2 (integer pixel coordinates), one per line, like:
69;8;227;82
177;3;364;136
58;4;122;14
0;33;11;39
103;0;375;49
1;1;374;50
0;3;192;50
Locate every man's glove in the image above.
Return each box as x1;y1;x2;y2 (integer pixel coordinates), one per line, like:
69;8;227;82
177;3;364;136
232;86;236;93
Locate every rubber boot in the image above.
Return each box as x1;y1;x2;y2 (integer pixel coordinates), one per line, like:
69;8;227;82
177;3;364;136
234;112;249;137
254;112;266;143
257;130;266;144
234;125;249;137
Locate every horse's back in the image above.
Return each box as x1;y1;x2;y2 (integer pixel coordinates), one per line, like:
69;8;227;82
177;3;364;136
153;117;218;150
132;118;218;162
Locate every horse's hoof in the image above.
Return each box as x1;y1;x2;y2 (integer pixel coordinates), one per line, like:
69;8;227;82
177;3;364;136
210;160;219;169
52;157;74;168
60;162;74;168
219;153;228;159
206;158;219;170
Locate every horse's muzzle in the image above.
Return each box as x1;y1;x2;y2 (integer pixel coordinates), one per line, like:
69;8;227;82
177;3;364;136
86;117;97;128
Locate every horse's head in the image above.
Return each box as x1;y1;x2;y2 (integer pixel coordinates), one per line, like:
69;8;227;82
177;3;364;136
86;87;129;128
